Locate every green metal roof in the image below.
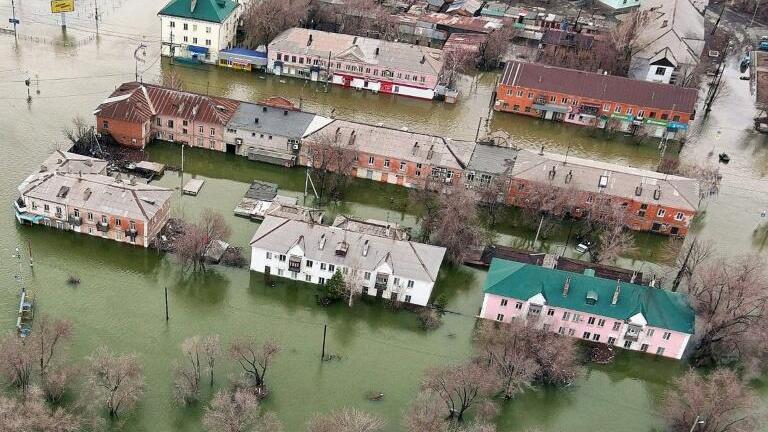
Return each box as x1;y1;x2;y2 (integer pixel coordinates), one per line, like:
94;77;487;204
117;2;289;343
158;0;238;23
483;259;695;334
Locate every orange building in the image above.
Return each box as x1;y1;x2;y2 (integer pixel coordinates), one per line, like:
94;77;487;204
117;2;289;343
495;61;698;140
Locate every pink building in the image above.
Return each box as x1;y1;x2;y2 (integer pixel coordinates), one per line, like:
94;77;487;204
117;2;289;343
479;259;694;359
267;28;445;100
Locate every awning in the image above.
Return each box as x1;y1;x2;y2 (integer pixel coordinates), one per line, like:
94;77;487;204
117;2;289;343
219;48;267;66
188;45;209;54
533;103;569;113
16;212;43;224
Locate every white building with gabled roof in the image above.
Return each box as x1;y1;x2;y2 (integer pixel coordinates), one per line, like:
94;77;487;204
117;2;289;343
249;216;446;306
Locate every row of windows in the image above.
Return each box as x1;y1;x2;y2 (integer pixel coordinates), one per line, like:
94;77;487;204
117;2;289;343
168;21;212;33
507;88;683;122
180;35;212;46
157;118;217;136
274;53;428;83
272;268;416;302
32;202;137;230
266;252;416;288
367;156;422;171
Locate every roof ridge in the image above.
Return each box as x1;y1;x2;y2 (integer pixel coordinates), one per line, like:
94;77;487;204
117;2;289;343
250;218;291;244
408;241;437;282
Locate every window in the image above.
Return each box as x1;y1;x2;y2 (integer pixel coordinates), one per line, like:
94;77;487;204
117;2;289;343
102;120;109;129
612;322;621;331
87;212;93;221
407;280;414;288
329;264;335;272
524;106;531;113
101;215;108;224
655;66;666;76
205;26;211;33
515;302;522;310
608;337;616;345
558;327;565;334
320;263;327;270
400;161;406;171
115;218;121;227
198;126;203;133
597;319;605;327
210;128;215;136
547;309;555;316
656;347;665;355
394;277;400;285
169;21;175;28
673;115;680;122
305;275;312;282
647;329;655;337
278;254;286;262
587;317;596;325
183;23;188;30
364;272;371;280
568;329;576;336
603;103;610;111
496;314;504;322
368;156;374;165
319;277;326;285
73;208;79;217
205;39;211;46
661;112;669;120
277;269;284;276
192;24;197;31
627;107;633;115
592;334;600;341
527;92;534;99
192;37;198;44
384;159;390;168
209;140;215;149
662;332;671;340
614;106;622;113
640;344;649;352
561;97;568;104
404;295;412;303
638;110;645;118
167;119;174;128
562;311;571;321
306;260;313;268
266;252;272;259
657;208;666;217
572;314;581;323
516;90;524;97
583;332;591;339
675;212;684;221
623;340;632;348
500;299;508;306
43;204;50;212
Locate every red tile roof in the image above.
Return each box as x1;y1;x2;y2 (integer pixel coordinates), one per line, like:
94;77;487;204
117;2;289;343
500;61;699;113
95;82;240;126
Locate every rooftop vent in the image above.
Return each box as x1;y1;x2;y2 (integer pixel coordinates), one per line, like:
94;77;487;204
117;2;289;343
255;117;259;124
562;276;571;296
427;145;434;160
375;47;379;56
348;130;356;146
612;281;621;305
564;170;573;184
412;142;419;155
353;36;357;44
362;239;370;257
548;165;556;179
420;55;426;64
598;175;608;188
308;34;313;46
283;110;288;116
586;290;598;306
334;127;341;142
319;234;326;250
56;186;70;198
335;241;349;257
262;106;267;112
83;188;92;201
635;185;643;196
139;197;156;205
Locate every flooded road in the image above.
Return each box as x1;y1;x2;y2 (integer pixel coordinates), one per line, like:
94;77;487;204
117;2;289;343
0;1;766;430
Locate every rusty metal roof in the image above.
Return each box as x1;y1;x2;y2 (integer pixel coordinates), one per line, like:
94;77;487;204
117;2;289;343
500;60;698;113
95;82;240;126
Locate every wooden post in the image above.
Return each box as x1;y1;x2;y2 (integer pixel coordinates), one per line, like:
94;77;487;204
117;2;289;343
321;324;327;360
27;240;33;268
165;287;169;320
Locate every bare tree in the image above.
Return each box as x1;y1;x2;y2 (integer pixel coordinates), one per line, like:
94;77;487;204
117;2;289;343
85;347;145;418
477;174;511;228
583;194;636;264
421;361;496;421
0;389;85;432
32;315;72;379
0;332;34;397
408;180;441;242
664;237;713;292
537;42;628;75
203;389;282;432
63;115;99;156
173;336;205;405
308;408;385;432
229;338;281;394
686;255;768;371
404;390;448;432
312;0;396;40
475;320;581;399
611;10;645;74
176;208;232;272
161;68;185;91
302;130;359;204
481;27;513;69
676;163;721;205
242;0;309;48
662;369;760;432
202;334;222;387
429;187;489;265
442;47;476;88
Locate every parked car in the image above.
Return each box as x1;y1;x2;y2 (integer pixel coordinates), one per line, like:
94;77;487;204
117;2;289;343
760;36;768;51
575;239;593;253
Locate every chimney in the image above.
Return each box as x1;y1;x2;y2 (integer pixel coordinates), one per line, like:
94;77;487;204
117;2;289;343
308;34;313;46
539;145;545;155
612;281;621;305
334;127;341;142
353;36;357;44
412;142;419;155
375;47;380;56
427;145;434;160
255;117;259;124
362;239;369;256
262;106;267;112
420;55;426;64
562;276;571;296
348;130;356;145
283;110;288;116
319;234;326;250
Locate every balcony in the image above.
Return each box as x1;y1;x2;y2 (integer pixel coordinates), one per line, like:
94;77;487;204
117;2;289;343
288;257;302;273
96;222;110;232
69;215;82;226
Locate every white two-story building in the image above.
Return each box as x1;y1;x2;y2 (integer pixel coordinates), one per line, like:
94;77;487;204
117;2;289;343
158;0;242;63
249;216;446;306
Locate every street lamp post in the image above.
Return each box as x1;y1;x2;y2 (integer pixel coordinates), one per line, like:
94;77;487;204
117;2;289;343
134;43;147;81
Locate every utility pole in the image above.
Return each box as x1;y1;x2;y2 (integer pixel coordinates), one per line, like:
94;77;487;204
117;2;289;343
164;287;169;320
711;5;725;35
9;0;19;43
320;324;327;360
704;53;726;113
689;415;704;432
672;238;696;292
750;0;761;28
134;43;147;81
180;144;185;196
94;0;99;34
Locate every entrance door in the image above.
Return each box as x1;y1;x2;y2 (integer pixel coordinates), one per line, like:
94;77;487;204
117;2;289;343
226;143;237;154
366;169;373;179
376;289;384;298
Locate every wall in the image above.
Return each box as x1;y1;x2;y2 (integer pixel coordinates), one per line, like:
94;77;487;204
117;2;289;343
160;14;238;63
152;115;227;151
250;245;434;306
480;293;690;359
97;116;148;148
645;64;674;84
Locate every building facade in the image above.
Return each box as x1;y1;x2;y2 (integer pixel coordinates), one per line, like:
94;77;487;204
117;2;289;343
479;259;694;359
158;0;241;64
95;82;240;150
596;0;642;10
15;152;173;248
249;216;446;306
495;61;698;140
267;27;445;100
300;119;475;189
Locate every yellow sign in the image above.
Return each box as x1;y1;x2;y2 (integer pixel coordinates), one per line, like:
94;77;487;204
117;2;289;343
50;0;75;13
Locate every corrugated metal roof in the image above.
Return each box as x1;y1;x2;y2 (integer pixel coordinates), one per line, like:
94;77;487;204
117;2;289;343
500;61;698;113
158;0;238;23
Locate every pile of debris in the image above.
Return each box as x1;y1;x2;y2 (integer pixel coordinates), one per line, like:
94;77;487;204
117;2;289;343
151;218;186;252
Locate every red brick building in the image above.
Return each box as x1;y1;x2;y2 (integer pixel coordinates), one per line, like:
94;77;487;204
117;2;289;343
94;82;240;150
494;61;699;140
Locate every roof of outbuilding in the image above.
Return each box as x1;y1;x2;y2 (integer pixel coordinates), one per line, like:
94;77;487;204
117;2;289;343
630;0;705;68
158;0;238;23
228;102;333;140
500;60;699;113
484;258;695;334
250;216;446;282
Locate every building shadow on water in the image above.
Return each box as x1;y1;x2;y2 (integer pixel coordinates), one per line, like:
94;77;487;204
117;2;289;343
169;267;230;306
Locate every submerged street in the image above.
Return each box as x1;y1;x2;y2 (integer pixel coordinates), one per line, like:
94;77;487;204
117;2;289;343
0;0;767;430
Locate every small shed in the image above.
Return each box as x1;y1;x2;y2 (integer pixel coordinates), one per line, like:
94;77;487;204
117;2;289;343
204;240;230;264
134;161;166;176
182;178;205;196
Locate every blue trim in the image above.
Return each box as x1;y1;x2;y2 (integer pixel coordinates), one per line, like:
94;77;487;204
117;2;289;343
188;45;209;54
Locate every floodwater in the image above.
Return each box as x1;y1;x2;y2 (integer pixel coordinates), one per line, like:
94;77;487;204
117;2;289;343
0;0;766;431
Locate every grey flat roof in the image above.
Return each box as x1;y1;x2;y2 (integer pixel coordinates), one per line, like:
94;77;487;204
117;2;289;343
467;144;519;174
228;102;333;139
